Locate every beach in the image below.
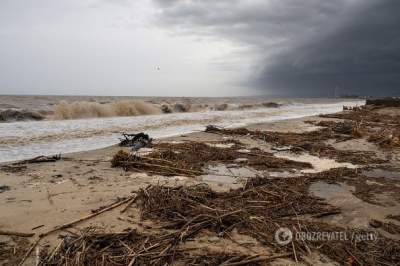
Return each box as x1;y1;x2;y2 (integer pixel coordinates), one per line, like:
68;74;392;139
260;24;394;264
1;99;400;265
0;97;363;162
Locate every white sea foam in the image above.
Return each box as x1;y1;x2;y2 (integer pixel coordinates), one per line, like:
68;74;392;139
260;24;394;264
0;101;364;163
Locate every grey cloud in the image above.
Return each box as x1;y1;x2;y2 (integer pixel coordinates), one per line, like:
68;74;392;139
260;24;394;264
153;0;348;47
152;0;400;96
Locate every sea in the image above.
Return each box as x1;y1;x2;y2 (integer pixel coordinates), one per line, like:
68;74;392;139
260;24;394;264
0;95;364;163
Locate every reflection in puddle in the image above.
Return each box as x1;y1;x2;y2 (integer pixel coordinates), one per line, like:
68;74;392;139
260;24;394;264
201;174;236;184
275;152;357;173
309;181;400;232
206;143;235;148
310;181;353;201
268;171;301;178
200;164;257;184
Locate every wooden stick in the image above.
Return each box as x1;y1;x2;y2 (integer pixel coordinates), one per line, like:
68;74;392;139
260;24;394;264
0;230;34;237
39;195;135;237
120;195;138;213
18;238;41;266
16;154;61;165
31;224;44;230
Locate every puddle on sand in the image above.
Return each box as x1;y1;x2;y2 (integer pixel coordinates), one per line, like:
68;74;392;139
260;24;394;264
309;181;400;231
200;164;257;184
206;143;236;148
363;169;400;180
268;171;302;178
275;152;357;173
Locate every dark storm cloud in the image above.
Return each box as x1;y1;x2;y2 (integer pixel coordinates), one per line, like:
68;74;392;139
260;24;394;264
152;0;400;96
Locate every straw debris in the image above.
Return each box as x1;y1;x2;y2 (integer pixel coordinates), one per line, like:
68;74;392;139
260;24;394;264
321;107;400;148
111;141;312;176
206;125;385;165
35;166;400;266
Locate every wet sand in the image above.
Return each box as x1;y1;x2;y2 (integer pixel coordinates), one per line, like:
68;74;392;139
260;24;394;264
1;107;400;265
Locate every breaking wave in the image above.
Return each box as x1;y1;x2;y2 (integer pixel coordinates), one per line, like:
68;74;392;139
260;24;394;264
0;109;45;122
52;100;284;120
54;100;161;119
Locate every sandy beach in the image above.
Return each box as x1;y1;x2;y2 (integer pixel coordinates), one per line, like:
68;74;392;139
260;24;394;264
1;0;399;264
1;102;400;265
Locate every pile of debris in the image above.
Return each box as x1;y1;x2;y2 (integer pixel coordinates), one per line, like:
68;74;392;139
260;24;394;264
312;120;363;138
40;228;187;265
133;175;400;265
137;176;335;231
39;174;400;265
368;130;400;148
0;236;31;265
39;227;288;266
321;107;400;148
205;125;386;165
366;98;400;107
112;141;312;176
206;104;400;151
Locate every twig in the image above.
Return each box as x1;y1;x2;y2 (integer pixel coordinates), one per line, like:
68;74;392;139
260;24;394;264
31;225;45;231
0;230;34;237
291;241;298;263
39;195;135;237
18;238;41;266
120;195;138;213
16;154;61;165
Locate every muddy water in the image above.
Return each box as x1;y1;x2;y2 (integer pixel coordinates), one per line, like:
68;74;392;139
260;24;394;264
274;152;357;173
201;164;257;183
309;181;400;235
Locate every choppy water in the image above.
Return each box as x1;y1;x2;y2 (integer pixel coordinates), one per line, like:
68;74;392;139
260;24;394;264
0;101;364;162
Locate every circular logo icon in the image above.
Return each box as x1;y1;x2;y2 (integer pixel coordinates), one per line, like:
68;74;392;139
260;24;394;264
275;227;293;246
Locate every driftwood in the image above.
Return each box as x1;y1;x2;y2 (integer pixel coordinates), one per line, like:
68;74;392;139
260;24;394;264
0;165;27;173
39;195;136;238
31;225;44;230
16;154;61;165
120;195;138;213
0;230;34;237
18;238;41;266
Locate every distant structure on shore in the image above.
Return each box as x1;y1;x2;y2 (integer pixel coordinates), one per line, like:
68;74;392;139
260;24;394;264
339;94;365;99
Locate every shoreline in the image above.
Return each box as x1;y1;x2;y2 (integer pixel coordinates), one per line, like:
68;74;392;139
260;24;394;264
1;104;399;265
0;96;362;123
0;100;365;163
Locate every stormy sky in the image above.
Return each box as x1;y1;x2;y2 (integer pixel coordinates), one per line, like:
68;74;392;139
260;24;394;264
0;0;399;97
